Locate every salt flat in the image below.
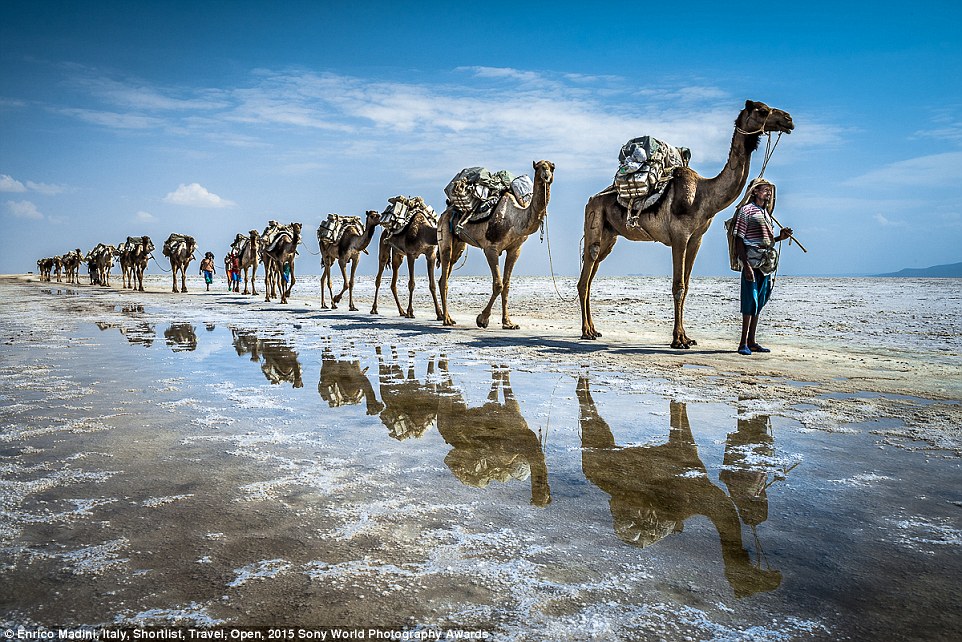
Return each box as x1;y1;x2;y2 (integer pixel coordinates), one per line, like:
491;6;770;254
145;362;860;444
1;274;960;640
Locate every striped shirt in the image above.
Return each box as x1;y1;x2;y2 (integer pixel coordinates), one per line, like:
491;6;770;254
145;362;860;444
733;202;774;248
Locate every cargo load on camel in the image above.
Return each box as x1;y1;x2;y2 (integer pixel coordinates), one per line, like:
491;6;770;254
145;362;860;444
262;221;299;254
380;195;437;237
317;214;364;246
613;136;691;226
163;233;195;257
444;166;534;231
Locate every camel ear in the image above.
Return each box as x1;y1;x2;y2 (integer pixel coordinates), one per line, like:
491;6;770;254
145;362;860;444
745;99;755;110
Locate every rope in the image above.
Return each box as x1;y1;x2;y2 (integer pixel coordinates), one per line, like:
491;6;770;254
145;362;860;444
301;238;321;256
757;132;782;179
541;216;577;302
149;254;171;273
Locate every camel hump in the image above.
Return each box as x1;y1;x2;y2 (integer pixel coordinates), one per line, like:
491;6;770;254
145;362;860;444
614;136;691;222
318;213;363;245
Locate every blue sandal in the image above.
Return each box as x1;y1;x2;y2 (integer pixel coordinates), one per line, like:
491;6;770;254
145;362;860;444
737;346;752;355
749;344;771;353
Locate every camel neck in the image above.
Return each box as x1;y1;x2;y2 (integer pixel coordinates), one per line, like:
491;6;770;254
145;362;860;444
703;130;757;216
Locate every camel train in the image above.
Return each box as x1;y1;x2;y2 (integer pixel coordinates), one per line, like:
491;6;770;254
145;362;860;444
32;100;792;348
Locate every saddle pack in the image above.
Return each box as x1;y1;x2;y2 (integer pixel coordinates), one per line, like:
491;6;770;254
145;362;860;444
317;214;363;246
380;196;437;237
614;136;691;225
443;167;533;228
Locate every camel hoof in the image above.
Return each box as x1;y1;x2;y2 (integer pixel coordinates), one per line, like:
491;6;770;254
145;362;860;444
370;308;378;315
349;306;358;312
476;315;489;329
503;323;520;330
332;295;343;304
443;319;457;327
581;333;597;340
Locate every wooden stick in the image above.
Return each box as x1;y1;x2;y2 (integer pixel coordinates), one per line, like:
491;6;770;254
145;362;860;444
770;213;808;253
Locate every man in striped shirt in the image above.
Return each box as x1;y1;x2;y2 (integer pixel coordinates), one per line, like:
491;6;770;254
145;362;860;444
734;179;793;355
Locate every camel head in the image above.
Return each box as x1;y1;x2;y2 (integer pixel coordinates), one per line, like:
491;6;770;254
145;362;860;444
186;236;197;255
249;229;259;241
533;160;555;185
738;100;794;136
290;222;302;246
364;209;382;228
142;236;154;253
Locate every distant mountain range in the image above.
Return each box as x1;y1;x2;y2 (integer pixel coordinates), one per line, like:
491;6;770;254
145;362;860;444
875;261;962;278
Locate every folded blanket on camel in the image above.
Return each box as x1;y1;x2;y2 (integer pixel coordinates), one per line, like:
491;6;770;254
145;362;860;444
380;195;438;237
613;136;691;226
163;233;194;257
444;167;534;228
317;214;363;246
262;222;298;253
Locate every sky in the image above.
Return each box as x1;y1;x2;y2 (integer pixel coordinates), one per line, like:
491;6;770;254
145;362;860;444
1;0;960;277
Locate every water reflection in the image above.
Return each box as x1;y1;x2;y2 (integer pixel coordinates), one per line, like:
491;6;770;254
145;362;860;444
436;364;551;507
164;323;197;352
318;344;383;414
376;346;441;440
577;376;782;597
231;328;304;388
96;320;155;347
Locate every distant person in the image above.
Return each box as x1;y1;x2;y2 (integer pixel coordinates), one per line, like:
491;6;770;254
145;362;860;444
733;178;792;355
224;253;234;291
199;252;216;291
230;252;241;293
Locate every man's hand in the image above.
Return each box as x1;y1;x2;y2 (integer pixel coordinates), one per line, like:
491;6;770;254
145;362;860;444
778;227;793;242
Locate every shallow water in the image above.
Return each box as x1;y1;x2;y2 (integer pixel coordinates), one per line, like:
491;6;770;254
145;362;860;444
1;280;961;640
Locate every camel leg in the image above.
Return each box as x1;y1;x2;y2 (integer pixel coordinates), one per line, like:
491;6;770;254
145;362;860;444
331;259;350;308
181;267;188;293
438;235;465;326
670;243;690;349
499;246;522;329
676;235;703;348
477;247;504;329
389;252;405;317
405;254;417;318
171;268;178;293
347;258;359;311
371;242;389;314
577;235;616;339
425;250;443;321
243;266;250;295
251;263;258;296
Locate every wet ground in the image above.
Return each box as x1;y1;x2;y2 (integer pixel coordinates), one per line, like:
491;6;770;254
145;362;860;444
1;278;960;640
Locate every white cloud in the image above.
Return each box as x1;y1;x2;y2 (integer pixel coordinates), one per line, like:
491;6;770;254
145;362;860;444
26;180;65;195
0;174;27;192
163;183;235;208
6;200;43;219
874;213;906;227
55;107;164;130
845;152;962;189
136;210;156;222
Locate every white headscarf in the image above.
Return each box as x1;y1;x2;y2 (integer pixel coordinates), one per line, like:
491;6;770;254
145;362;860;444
736;177;776;215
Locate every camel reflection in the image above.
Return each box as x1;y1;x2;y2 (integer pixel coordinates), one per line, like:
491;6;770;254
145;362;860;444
96;320;155;347
436;364;550;507
317;343;384;414
164;323;197;352
577;376;781;597
231;328;303;388
375;346;442;440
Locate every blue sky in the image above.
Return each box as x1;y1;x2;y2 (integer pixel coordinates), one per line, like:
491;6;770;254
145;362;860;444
2;0;960;277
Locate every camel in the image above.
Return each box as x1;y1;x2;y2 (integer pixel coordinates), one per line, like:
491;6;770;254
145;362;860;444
229;230;260;295
318;210;381;311
53;256;63;282
98;245;119;287
37;258;54;281
261;222;301;304
119;236;154;291
370;201;443;320
61;249;82;284
164;323;198;352
578;100;794;347
437;159;554;329
162;233;197;293
435;363;551;507
231;328;303;388
577;377;781;597
318;343;384;415
375;346;442;440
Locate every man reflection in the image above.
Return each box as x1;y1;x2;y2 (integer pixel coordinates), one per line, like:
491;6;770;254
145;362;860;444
577;376;780;597
317;343;383;414
436;365;550;507
376;346;441;440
